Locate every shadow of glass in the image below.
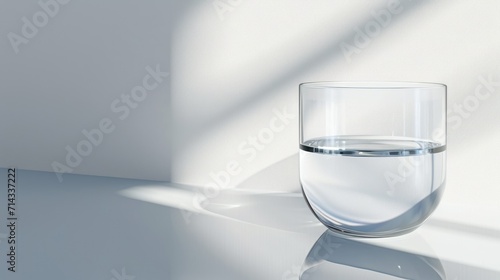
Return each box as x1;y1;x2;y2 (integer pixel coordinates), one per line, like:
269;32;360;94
235;154;301;192
118;155;321;232
300;230;445;280
200;189;321;232
197;154;322;232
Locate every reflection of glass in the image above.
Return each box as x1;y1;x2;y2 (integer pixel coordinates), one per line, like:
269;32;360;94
300;230;445;280
299;82;447;237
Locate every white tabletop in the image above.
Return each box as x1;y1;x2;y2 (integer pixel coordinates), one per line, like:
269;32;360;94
0;168;499;280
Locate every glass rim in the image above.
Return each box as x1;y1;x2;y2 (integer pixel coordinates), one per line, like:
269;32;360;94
299;81;446;90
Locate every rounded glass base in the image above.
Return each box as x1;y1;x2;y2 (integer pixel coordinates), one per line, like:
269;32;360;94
301;186;444;238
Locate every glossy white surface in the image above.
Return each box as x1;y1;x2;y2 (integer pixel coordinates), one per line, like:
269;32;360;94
1;168;498;280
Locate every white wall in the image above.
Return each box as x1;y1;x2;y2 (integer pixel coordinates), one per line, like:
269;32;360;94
0;1;192;181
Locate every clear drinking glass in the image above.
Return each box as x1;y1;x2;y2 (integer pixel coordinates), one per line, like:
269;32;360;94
299;82;446;237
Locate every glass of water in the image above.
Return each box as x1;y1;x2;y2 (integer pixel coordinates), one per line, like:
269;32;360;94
299;82;446;237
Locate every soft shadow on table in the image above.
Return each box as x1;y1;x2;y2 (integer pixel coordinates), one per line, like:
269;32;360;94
199;189;320;232
198;154;322;232
300;230;446;280
121;154;323;233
